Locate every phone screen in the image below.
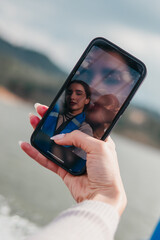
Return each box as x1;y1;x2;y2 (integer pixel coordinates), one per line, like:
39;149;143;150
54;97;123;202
31;39;145;175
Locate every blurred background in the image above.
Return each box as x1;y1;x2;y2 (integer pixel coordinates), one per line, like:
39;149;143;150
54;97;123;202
0;0;159;239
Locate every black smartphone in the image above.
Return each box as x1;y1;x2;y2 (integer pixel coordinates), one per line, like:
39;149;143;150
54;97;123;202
31;37;146;175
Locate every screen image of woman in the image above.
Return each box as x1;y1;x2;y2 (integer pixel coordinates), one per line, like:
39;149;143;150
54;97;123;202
41;80;93;160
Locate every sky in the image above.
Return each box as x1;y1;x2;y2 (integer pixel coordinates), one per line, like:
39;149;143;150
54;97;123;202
0;0;160;113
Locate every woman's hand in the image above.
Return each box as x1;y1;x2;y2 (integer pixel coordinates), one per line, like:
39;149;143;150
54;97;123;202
20;103;127;216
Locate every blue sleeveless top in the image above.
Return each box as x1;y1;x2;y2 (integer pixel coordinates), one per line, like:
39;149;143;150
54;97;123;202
41;104;86;137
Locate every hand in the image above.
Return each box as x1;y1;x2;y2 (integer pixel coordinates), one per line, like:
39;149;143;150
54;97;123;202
20;103;127;216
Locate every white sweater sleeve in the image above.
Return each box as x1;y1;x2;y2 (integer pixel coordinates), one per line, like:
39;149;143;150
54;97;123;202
28;200;119;240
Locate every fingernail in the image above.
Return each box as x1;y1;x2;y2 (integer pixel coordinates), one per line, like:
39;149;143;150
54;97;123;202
34;103;40;110
18;140;24;146
50;134;65;140
29;112;34;118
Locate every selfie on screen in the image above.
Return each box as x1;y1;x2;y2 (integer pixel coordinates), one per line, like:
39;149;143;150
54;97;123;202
38;45;141;163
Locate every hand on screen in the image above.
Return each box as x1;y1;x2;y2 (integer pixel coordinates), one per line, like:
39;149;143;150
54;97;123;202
20;103;127;216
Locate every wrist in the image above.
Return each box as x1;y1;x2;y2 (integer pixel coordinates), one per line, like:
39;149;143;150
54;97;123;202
90;190;127;216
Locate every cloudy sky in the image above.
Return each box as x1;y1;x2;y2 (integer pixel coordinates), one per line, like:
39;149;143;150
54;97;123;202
0;0;160;112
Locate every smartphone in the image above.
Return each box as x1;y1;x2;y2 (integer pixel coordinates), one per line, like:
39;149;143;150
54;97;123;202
31;37;146;175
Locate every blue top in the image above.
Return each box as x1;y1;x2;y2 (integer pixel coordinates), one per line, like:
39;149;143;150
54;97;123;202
41;104;86;137
150;219;160;240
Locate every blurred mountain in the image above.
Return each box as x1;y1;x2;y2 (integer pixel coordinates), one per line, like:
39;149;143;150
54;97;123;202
0;37;67;105
113;104;160;149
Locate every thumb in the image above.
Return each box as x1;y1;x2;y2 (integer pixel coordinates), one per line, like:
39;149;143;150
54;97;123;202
50;130;100;153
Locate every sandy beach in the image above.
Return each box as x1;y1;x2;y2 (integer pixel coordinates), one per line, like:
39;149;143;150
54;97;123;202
0;86;25;103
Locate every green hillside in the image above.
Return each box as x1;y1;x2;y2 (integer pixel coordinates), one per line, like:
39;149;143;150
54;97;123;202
0;37;67;105
114;105;160;149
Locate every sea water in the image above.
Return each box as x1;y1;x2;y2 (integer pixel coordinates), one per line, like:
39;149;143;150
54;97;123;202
0;195;39;240
0;99;160;240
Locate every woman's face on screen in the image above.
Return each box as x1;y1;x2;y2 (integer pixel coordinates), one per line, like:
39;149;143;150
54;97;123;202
65;83;90;115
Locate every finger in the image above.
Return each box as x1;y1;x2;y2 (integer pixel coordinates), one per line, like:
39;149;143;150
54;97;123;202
104;135;114;144
104;135;111;142
105;135;116;149
34;103;48;118
19;141;68;180
29;113;40;129
20;141;58;172
51;130;102;153
104;135;113;143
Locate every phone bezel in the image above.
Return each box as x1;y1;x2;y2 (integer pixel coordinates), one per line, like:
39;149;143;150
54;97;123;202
31;37;147;175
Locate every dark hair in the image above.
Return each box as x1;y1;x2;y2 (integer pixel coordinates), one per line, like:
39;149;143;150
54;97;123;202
66;80;91;99
64;80;91;112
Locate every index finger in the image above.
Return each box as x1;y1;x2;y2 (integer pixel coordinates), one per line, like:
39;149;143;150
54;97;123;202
52;130;107;154
34;103;48;118
19;141;68;180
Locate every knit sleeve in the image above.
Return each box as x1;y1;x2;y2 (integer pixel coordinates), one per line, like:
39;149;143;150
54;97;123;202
28;200;119;240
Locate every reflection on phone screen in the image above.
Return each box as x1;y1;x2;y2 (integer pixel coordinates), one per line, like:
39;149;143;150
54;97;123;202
34;44;141;172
